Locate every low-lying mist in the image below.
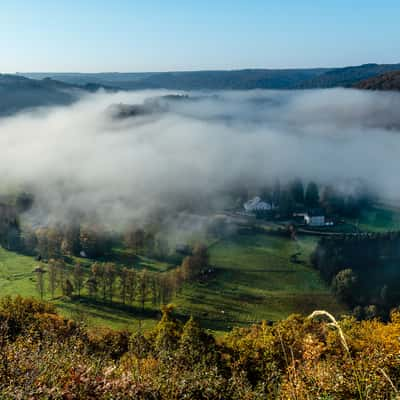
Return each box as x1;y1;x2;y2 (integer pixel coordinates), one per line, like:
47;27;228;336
1;88;400;229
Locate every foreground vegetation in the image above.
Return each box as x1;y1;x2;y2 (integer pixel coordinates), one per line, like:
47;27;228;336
0;296;399;399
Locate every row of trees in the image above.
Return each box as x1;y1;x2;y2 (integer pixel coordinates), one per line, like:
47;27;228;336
8;223;112;259
312;232;400;280
34;244;210;310
251;179;320;217
0;203;19;250
0;200;170;262
34;260;174;310
254;178;374;218
18;223;171;261
0;192;34;249
123;228;169;259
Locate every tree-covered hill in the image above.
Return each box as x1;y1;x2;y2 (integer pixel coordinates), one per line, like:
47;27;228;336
23;62;400;90
354;70;400;91
0;74;113;116
298;63;400;88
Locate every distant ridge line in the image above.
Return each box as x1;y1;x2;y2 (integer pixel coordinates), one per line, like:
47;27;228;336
20;63;400;91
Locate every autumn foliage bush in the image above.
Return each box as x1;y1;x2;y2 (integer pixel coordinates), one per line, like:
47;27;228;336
1;296;400;399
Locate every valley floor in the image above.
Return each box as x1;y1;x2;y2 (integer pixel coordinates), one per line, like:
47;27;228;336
0;230;345;334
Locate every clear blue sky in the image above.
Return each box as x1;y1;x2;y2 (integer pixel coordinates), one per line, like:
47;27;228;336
1;0;400;72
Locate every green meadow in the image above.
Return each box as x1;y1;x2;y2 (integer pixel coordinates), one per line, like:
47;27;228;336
0;230;345;334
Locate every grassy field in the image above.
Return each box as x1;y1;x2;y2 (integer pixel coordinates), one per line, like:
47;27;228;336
355;204;400;232
174;232;345;332
2;203;398;334
0;247;38;298
0;231;345;334
0;246;166;331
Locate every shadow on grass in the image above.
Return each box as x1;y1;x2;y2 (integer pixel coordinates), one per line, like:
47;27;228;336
56;295;233;332
95;249;180;273
95;250;138;267
56;295;162;322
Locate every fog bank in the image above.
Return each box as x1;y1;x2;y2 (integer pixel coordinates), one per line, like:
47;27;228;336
1;88;400;227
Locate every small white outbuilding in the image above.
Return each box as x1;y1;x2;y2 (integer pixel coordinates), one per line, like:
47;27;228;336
294;209;326;227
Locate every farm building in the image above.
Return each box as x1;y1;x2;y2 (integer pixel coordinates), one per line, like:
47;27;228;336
293;209;330;227
243;197;274;213
307;209;326;226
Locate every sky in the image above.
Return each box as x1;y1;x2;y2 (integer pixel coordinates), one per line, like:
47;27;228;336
1;0;400;73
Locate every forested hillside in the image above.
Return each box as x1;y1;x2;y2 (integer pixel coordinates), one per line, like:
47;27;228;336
354;70;400;91
312;233;400;318
298;63;400;88
23;63;400;90
0;296;398;399
0;74;112;115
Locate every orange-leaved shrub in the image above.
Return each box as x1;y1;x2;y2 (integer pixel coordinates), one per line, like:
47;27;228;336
1;296;400;399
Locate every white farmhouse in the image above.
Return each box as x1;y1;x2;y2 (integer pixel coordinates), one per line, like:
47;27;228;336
243;196;273;213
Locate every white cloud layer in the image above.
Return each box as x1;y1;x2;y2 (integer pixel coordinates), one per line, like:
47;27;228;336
1;88;400;227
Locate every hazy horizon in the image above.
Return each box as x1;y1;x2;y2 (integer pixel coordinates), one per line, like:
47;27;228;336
11;61;400;75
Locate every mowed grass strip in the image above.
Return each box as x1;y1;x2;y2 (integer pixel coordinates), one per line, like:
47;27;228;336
0;247;37;297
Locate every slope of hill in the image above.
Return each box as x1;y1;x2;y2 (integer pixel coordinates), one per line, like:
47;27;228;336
0;74;75;115
123;68;329;90
0;74;113;116
5;63;400;116
21;72;154;87
354;70;400;91
299;63;400;88
24;68;330;90
0;231;344;333
23;63;400;90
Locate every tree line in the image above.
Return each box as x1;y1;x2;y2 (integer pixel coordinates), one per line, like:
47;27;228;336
245;178;374;219
311;232;400;318
34;243;211;311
